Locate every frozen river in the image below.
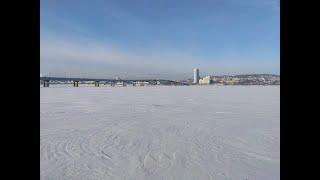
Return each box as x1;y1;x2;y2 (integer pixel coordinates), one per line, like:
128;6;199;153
40;86;280;180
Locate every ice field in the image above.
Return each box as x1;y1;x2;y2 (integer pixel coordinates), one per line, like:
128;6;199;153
40;85;280;180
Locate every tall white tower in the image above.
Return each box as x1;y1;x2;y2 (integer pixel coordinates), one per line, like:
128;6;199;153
193;68;200;84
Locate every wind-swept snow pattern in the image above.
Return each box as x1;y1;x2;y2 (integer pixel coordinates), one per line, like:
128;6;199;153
41;86;279;180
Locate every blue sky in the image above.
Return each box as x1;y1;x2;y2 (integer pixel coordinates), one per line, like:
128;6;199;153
40;0;279;80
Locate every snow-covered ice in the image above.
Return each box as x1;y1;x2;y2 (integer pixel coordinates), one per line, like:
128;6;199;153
40;86;280;180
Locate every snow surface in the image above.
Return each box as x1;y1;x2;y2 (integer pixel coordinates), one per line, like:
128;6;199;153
40;86;280;180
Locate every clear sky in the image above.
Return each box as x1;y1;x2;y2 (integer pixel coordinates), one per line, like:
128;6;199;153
40;0;279;80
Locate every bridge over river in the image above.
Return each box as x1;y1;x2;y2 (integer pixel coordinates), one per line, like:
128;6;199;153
40;77;186;87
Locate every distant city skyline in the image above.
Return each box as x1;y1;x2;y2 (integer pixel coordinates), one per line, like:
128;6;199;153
41;0;279;80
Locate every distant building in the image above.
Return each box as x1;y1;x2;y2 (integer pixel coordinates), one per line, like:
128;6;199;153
193;68;200;84
199;76;211;85
116;81;126;86
133;81;149;86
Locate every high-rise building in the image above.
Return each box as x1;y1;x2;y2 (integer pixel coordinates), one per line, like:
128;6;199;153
193;68;200;84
